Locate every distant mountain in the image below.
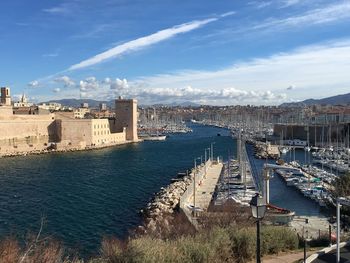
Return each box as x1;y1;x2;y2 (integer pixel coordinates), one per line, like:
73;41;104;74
41;99;200;108
280;92;350;107
42;99;113;108
163;101;200;107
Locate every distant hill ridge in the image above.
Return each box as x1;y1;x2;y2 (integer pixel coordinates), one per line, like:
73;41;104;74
280;92;350;107
41;99;200;108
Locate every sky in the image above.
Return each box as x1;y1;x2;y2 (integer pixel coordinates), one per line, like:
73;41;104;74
1;0;350;105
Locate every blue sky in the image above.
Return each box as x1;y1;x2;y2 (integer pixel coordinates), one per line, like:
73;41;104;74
1;0;350;105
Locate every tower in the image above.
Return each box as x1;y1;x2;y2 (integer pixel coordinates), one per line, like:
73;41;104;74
0;87;11;106
115;97;138;141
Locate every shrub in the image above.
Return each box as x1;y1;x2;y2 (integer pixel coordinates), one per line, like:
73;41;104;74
227;227;256;263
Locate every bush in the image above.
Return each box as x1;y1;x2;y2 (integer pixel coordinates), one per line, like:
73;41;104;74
261;226;299;254
227;227;256;263
96;225;299;263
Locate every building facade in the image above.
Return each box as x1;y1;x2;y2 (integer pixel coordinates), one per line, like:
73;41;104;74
0;87;11;106
0;88;139;155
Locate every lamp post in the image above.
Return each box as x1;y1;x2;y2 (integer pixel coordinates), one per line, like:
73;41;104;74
250;193;267;263
193;157;201;217
204;148;210;176
211;142;215;162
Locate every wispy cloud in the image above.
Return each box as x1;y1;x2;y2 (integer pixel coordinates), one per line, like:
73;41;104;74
249;1;273;9
209;1;350;43
42;2;76;15
49;38;350;105
54;76;75;87
125;38;350;104
67;14;230;71
43;53;59;58
254;2;350;30
28;80;39;88
281;0;301;8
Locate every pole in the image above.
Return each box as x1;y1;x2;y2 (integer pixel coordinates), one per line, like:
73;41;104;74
193;159;196;217
257;219;261;263
329;224;332;246
337;199;341;263
304;238;306;263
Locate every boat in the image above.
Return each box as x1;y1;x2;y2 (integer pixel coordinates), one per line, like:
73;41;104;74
139;134;167;141
266;204;295;225
279;147;290;154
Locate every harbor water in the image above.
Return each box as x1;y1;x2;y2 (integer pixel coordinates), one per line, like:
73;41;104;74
0;123;233;256
0;124;325;256
246;144;326;217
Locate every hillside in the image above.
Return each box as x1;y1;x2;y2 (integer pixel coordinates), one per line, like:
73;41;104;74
281;92;350;107
42;99;200;108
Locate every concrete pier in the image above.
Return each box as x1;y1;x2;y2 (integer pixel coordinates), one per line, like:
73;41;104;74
188;161;223;210
179;159;223;226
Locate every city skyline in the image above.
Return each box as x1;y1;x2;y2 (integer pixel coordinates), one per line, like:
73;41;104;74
1;0;350;105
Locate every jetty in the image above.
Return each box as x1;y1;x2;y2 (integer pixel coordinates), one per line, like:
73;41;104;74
179;159;223;226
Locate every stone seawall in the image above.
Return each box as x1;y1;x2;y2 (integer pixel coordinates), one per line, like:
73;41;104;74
0;140;137;158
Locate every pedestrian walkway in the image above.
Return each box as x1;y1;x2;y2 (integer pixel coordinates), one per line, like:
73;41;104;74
262;251;313;263
189;161;223;210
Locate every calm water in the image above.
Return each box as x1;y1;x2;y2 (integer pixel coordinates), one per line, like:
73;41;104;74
247;144;325;217
0;124;233;256
0;125;324;256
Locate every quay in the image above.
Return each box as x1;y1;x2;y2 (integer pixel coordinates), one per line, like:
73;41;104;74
179;159;223;226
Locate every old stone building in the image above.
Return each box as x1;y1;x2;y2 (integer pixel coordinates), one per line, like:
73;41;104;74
0;88;139;156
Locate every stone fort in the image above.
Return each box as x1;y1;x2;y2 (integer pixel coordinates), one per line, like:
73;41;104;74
0;87;138;156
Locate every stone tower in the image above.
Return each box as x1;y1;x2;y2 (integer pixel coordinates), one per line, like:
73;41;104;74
0;87;11;106
115;97;138;141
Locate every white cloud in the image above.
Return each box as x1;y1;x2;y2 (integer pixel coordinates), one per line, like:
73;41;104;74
43;53;59;58
50;38;350;105
249;1;273;9
255;2;350;30
110;78;129;91
124;38;350;104
281;0;301;7
79;77;99;92
221;11;236;17
53;88;61;93
42;2;75;15
68;16;221;71
28;80;39;87
54;76;75;87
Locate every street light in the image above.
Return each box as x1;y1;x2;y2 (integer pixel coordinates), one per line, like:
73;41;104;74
211;142;216;162
193;157;201;217
204;147;210;176
250;193;267;263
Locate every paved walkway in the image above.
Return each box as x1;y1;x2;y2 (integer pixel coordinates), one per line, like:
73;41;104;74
189;162;223;211
291;215;332;239
262;251;314;263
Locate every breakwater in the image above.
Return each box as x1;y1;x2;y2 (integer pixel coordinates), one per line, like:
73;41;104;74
140;172;192;233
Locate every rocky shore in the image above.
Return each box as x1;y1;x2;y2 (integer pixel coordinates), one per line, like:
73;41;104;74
139;172;193;234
